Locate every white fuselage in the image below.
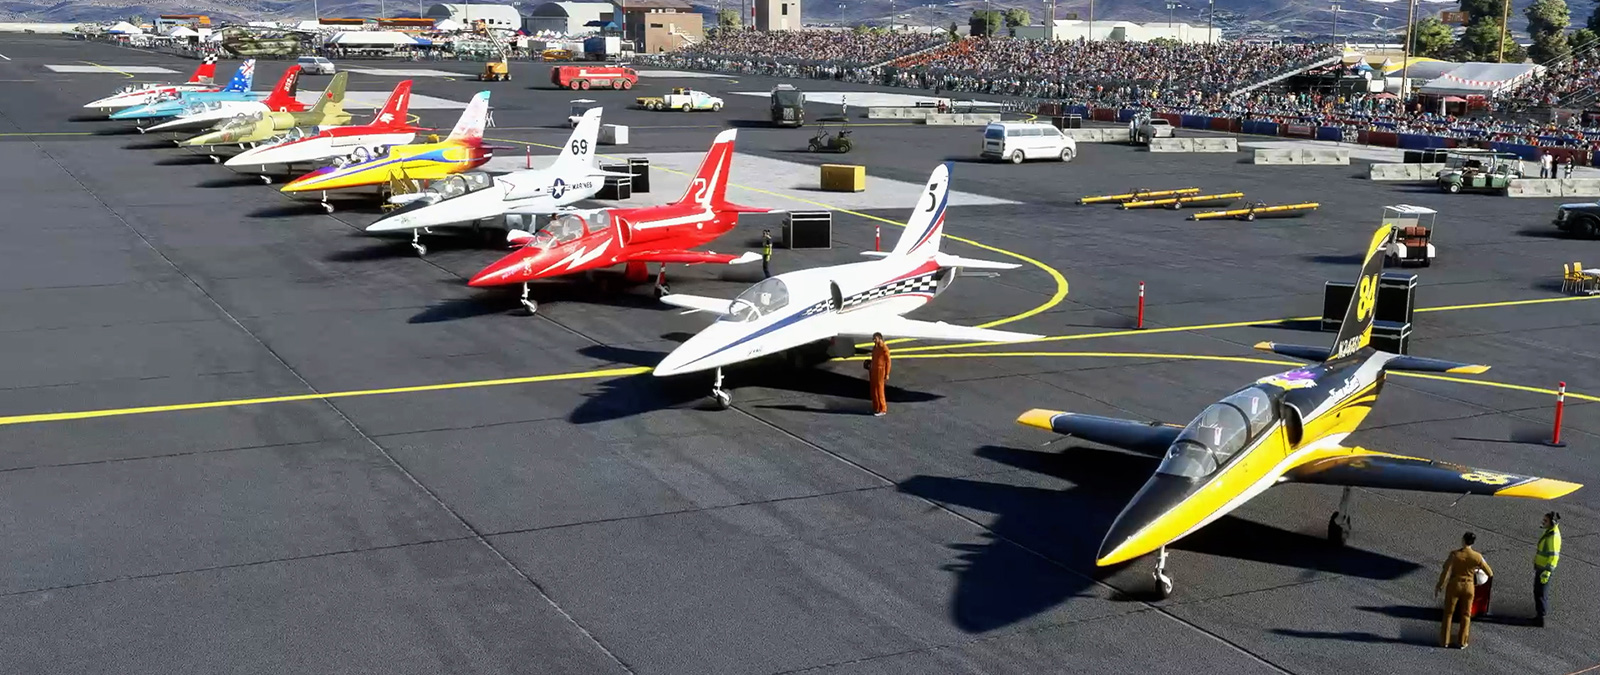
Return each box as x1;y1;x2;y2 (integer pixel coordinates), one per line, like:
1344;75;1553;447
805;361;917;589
654;255;946;376
224;131;417;168
144;100;269;133
85;83;216;110
365;166;603;233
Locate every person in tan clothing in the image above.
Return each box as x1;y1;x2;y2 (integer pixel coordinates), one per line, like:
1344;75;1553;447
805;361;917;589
1436;532;1493;649
867;333;890;416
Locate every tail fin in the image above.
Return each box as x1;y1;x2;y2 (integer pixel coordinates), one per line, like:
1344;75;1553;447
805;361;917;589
555;107;602;169
372;80;413;128
189;54;217;84
222;59;255;93
263;65;302;111
308;71;347;117
678;128;765;213
1327;224;1394;361
888;162;950;257
446;91;491;142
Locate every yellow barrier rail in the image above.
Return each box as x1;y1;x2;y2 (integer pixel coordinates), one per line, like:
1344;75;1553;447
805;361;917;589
1188;202;1321;221
1120;192;1245;210
1076;187;1199;204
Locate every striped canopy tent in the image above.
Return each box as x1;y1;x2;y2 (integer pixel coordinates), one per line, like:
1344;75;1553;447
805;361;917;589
1417;62;1543;97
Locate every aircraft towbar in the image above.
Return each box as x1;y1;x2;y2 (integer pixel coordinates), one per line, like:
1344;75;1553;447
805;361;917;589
1077;187;1200;205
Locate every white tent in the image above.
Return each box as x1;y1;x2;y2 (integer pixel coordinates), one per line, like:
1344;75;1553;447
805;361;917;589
295;20;323;31
329;31;419;46
433;18;462;31
166;25;198;38
107;21;143;34
1417;62;1543;96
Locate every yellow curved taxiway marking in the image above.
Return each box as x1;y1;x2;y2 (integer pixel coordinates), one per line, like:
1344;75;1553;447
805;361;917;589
487;136;1071;331
81;61;134;78
0;366;649;427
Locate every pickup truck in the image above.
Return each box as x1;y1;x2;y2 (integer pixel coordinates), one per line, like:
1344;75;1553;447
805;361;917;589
637;88;724;112
1554;200;1600;237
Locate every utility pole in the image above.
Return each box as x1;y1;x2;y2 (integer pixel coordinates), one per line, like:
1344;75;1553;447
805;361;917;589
1089;0;1095;41
1400;0;1417;109
1331;3;1339;42
1497;0;1510;62
1166;1;1178;30
1207;0;1215;42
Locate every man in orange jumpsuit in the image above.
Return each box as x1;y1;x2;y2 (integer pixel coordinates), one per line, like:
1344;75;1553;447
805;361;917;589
1437;531;1494;649
867;332;890;416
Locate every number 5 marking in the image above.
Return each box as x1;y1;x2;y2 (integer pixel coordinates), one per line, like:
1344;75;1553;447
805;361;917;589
923;182;940;212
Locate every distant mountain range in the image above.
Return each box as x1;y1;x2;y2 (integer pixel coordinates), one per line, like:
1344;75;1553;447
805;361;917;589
5;0;1598;41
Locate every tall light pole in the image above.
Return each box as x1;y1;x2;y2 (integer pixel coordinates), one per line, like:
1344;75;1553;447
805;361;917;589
1331;3;1339;42
1089;0;1095;41
1166;1;1178;30
1207;0;1214;42
1497;0;1510;62
1400;0;1417;108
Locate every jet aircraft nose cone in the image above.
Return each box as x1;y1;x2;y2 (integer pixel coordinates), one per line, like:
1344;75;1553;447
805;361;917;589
1094;472;1197;567
468;252;528;288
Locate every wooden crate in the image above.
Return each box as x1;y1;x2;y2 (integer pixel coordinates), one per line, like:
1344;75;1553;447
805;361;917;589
820;164;865;192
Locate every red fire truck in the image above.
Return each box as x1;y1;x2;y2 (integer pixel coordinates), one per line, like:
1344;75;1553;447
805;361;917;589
550;66;638;91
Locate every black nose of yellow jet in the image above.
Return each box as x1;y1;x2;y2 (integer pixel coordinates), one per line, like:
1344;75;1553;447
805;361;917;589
1096;472;1197;566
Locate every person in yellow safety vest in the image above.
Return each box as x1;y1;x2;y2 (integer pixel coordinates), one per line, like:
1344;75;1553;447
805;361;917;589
1535;512;1562;627
761;229;773;279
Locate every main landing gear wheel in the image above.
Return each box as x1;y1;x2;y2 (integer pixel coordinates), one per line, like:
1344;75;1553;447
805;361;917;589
653;265;670;298
321;202;334;214
520;283;537;315
1153;546;1173;599
710;367;731;409
1327;486;1353;547
259;174;273;185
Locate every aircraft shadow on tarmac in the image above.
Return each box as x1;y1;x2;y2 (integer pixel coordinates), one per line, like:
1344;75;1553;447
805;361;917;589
898;443;1420;633
199;175;266;188
156;155;216;166
567;343;942;422
1302;253;1366;265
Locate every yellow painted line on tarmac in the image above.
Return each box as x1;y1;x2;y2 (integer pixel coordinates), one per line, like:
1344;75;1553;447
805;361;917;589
842;350;1298;369
0;132;94;137
80;61;134;78
1413;294;1600;314
0;366;650;428
1392;371;1600;403
488;136;1072;332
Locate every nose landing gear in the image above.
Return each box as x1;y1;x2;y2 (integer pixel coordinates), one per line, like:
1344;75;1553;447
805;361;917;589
520;283;538;315
1328;486;1353;547
709;367;730;409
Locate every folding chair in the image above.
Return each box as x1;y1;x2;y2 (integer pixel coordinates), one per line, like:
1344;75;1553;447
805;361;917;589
1562;263;1576;294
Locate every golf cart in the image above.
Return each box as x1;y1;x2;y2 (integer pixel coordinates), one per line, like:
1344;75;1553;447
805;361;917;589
1381;204;1436;267
1437;149;1524;194
807;123;853;153
566;99;597;128
771;84;805;127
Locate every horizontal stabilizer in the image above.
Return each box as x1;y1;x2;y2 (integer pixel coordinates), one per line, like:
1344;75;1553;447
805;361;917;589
860;251;891;258
1253;341;1332;362
623;250;761;265
1383;355;1490;374
1286;446;1581;499
934;253;1020;271
839;316;1039;343
1015;410;1180;456
659;293;733;316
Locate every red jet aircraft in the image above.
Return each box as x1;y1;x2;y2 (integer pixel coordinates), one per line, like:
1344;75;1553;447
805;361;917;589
467;128;767;314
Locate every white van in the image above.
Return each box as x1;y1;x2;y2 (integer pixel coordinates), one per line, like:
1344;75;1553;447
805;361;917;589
982;122;1076;164
297;56;337;75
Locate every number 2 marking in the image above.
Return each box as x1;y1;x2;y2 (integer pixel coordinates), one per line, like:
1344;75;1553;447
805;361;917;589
691;178;709;205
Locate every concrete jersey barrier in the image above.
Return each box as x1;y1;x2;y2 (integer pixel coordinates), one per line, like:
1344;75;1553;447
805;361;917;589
924;112;1000;126
1191;138;1238;153
1560;178;1600;197
1506;179;1563;197
1147;138;1194;152
1369;163;1445;181
1302;148;1350;165
1062;128;1108;142
1253;148;1301;165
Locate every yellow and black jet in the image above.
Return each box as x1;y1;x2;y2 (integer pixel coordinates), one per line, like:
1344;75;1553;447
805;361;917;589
1016;224;1582;597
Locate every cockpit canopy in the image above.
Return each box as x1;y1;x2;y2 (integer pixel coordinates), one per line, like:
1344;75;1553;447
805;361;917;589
726;277;790;323
1156;387;1277;479
431;172;495;201
526;211;608;249
156;90;181;103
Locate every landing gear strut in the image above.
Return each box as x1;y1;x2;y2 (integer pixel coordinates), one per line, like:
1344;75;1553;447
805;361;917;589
411;228;428;257
320;190;334;214
654;264;670;299
709;367;731;409
520;283;537;314
1153;546;1172;599
1328;486;1353;547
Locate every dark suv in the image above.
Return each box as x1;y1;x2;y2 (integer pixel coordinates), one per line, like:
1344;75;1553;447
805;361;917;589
1555;201;1600;237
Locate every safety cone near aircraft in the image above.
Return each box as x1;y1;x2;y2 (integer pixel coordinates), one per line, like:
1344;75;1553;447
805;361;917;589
654;162;1042;408
183;71;352;160
1016;224;1583;599
225;80;419;184
466;128;766;315
366;107;632;255
84;54;220;111
280;91;493;213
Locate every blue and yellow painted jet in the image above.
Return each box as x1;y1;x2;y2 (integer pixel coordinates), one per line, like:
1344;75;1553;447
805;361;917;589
280;91;492;212
1017;224;1582;598
109;60;271;122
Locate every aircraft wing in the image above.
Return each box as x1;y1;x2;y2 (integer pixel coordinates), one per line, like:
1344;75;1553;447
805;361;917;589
1285;447;1582;499
621;250;761;265
659;293;734;316
837;316;1040;343
1015;410;1182;456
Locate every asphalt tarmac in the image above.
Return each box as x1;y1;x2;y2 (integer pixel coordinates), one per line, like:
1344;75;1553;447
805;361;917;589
0;34;1596;675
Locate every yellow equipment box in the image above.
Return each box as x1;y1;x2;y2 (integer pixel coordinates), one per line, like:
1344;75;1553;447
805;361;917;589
820;164;865;192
